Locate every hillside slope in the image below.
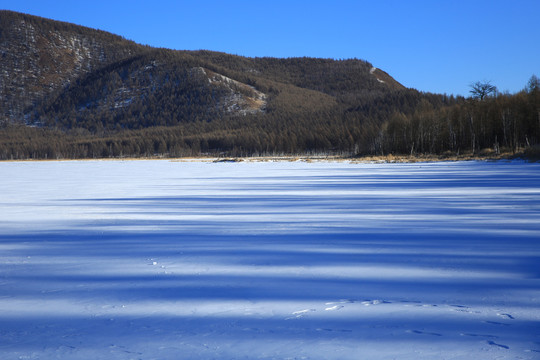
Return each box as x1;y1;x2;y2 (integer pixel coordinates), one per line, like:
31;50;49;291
1;10;407;130
0;11;143;122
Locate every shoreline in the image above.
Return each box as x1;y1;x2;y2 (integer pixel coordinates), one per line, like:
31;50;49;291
0;152;534;163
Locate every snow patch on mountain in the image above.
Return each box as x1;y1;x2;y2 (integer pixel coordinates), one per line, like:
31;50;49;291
370;66;385;83
194;67;267;115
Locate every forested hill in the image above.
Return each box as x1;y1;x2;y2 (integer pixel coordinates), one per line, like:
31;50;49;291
0;10;404;127
1;10;538;159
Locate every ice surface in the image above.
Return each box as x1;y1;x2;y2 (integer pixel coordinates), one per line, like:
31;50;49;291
1;160;539;359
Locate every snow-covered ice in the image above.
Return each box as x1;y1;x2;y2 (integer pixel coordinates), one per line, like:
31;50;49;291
1;160;539;359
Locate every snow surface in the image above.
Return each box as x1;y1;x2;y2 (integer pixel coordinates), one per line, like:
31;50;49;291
1;160;539;359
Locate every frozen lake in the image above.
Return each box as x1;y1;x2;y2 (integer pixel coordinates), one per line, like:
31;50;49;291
1;160;539;359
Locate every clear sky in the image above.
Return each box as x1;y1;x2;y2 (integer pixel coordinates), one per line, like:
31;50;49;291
2;0;539;96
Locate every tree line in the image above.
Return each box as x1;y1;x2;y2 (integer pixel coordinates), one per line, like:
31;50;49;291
380;77;539;156
1;75;538;160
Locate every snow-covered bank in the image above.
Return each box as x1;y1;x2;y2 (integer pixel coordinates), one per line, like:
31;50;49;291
1;160;539;359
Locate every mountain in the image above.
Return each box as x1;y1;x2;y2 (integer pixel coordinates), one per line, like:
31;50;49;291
0;10;408;129
9;11;521;159
0;11;144;122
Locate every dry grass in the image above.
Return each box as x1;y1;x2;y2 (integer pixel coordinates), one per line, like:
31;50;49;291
349;151;520;163
5;148;539;164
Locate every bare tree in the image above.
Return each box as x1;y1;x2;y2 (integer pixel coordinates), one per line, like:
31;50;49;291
469;81;497;100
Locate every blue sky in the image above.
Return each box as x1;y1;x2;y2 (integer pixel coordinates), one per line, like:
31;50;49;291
2;0;539;96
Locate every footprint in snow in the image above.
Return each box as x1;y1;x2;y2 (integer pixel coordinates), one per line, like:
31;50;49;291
449;304;474;313
497;313;515;320
147;258;158;266
286;309;316;319
361;299;389;306
399;300;438;307
408;329;442;336
316;328;352;333
325;299;355;305
293;309;315;315
484;320;511;326
487;340;509;349
323;299;356;311
461;333;498;339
